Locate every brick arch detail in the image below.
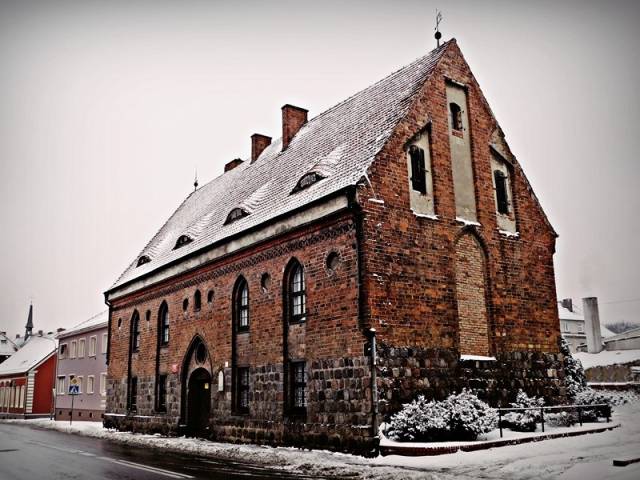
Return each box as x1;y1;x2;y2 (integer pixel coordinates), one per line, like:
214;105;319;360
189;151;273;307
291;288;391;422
454;231;490;356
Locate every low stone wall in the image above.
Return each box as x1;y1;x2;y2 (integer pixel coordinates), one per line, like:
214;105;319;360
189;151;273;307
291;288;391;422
585;360;640;383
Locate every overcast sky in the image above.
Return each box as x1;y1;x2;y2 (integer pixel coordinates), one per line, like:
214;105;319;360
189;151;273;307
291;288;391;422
1;0;638;338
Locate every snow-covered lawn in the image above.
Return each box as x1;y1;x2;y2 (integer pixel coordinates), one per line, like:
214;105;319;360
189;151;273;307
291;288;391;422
575;349;640;369
2;400;640;479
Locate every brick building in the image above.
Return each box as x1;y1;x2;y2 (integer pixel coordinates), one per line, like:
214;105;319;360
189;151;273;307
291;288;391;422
104;39;564;452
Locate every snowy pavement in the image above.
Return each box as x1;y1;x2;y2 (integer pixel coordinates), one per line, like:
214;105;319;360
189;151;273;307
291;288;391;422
2;402;639;479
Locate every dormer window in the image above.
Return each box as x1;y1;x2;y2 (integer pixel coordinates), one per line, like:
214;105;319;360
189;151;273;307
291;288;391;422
136;255;151;267
292;172;323;193
174;235;193;249
450;102;463;131
225;208;248;224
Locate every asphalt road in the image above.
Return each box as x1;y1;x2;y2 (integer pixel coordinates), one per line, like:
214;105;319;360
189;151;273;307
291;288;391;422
0;423;326;480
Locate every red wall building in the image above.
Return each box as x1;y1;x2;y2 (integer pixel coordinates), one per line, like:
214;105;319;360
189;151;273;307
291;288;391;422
0;335;57;418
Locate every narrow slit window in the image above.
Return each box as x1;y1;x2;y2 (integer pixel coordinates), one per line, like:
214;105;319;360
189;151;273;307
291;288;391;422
237;367;250;413
494;170;509;215
450;102;463;131
409;145;427;194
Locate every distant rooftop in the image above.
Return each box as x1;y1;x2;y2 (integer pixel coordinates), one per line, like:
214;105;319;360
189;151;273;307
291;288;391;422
57;311;108;339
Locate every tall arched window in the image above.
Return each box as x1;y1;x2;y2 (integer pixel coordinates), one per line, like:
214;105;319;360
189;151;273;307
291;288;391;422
286;260;306;324
131;311;140;352
194;290;202;312
158;302;170;345
234;277;249;332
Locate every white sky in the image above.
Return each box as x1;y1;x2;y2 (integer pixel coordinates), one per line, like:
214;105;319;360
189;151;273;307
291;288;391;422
1;0;639;337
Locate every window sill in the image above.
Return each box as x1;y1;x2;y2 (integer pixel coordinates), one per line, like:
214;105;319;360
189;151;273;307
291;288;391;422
288;319;306;326
236;329;250;335
411;210;438;221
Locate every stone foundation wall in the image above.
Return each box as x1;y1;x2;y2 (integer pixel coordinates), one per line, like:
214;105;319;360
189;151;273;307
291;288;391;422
105;355;376;455
377;345;566;418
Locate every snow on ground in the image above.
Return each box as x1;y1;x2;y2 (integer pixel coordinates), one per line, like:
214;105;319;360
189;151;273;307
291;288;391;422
3;400;640;479
575;349;640;369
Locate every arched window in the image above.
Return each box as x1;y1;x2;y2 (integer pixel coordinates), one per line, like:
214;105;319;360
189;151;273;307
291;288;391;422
207;290;214;304
286;260;306;324
234;278;249;332
174;235;192;249
450;102;463;131
131;311;140;352
194;290;202;311
158;302;169;345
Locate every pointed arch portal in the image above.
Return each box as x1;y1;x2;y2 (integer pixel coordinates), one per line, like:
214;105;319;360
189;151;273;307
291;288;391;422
180;336;212;436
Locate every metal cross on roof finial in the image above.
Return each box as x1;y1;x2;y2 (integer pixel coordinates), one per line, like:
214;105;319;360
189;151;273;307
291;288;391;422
435;9;443;47
193;169;199;191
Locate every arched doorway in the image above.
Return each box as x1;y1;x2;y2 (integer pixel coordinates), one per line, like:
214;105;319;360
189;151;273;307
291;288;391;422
187;368;212;435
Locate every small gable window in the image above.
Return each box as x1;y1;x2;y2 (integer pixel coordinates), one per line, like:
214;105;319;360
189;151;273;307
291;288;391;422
293;172;323;193
494;170;510;215
409;145;427;195
225;208;248;225
450;102;463;131
174;235;192;249
136;256;151;267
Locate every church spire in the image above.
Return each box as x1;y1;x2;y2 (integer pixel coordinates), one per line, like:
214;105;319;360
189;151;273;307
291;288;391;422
25;303;33;341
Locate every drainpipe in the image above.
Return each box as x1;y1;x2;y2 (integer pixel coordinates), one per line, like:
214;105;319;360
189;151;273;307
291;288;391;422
347;186;380;444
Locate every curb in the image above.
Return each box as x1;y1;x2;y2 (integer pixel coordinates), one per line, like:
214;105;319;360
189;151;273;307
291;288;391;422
380;423;621;456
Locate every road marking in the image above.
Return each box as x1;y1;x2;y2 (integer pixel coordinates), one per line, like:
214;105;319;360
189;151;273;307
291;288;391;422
27;440;193;478
103;458;194;478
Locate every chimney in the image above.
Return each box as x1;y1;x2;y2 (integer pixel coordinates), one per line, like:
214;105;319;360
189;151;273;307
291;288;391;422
583;297;603;353
37;329;43;337
281;104;308;151
561;298;573;312
251;134;272;163
0;331;5;336
224;158;244;172
57;328;65;333
15;334;21;339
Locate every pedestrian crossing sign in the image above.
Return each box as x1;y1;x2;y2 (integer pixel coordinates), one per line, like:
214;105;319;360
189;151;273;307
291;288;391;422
68;375;80;395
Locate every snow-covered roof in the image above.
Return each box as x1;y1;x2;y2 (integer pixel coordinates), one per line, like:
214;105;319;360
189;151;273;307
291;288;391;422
0;333;18;356
109;41;452;291
57;311;108;339
603;326;640;344
0;335;56;376
575;349;640;369
557;302;615;338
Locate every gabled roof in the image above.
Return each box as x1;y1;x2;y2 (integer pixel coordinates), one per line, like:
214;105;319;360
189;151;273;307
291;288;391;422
57;311;108;339
0;333;18;357
0;335;56;377
109;41;452;292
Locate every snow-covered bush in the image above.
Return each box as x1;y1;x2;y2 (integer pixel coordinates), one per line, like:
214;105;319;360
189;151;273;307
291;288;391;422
500;389;544;432
386;389;497;442
560;337;587;398
574;389;612;421
546;411;577;427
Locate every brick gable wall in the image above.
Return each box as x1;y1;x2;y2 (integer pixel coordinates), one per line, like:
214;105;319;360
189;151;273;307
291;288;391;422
357;41;564;412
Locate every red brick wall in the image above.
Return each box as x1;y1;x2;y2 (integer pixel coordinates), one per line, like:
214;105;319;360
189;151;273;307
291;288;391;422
108;213;362;418
455;233;490;356
359;40;560;354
